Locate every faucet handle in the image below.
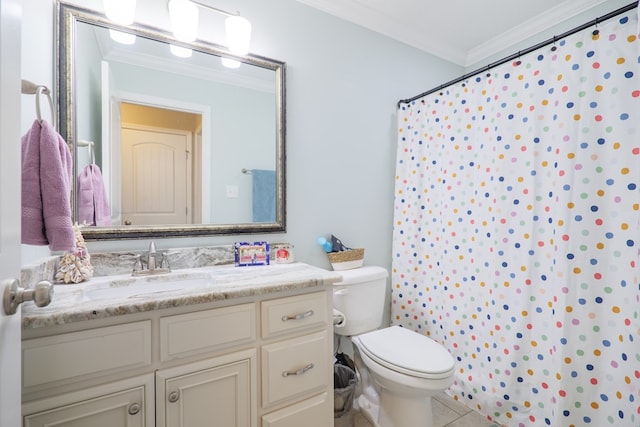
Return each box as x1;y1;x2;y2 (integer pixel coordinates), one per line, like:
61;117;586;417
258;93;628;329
120;254;144;273
159;252;171;270
132;254;144;273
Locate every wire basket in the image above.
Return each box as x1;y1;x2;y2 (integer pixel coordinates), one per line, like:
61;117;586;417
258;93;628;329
327;248;364;271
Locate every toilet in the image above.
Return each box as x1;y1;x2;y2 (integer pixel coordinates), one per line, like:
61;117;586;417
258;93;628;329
333;266;455;427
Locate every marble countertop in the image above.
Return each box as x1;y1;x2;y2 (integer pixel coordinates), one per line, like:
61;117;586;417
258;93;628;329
22;263;342;330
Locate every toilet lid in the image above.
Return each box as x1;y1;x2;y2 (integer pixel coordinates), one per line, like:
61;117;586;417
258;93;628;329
356;326;455;380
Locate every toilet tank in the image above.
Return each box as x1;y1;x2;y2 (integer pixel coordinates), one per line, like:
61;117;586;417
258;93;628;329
333;266;388;336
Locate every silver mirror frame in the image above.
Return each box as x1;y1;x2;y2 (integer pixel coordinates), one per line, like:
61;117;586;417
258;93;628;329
57;2;286;240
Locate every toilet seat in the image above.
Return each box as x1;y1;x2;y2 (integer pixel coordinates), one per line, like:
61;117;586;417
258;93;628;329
355;325;454;380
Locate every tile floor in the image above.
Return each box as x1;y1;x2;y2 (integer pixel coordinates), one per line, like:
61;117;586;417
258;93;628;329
353;391;501;427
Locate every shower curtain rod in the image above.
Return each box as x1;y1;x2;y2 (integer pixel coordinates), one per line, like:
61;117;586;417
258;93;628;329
398;1;638;107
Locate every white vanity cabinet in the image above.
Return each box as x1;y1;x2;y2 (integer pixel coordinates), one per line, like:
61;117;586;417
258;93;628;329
21;287;333;427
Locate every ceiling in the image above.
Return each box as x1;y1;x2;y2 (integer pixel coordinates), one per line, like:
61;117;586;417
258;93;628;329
294;0;619;67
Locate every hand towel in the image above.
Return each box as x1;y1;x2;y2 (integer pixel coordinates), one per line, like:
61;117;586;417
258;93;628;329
78;164;112;226
21;119;76;251
251;169;276;222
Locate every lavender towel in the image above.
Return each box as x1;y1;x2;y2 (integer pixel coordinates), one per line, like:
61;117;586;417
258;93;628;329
78;163;112;226
21;120;76;251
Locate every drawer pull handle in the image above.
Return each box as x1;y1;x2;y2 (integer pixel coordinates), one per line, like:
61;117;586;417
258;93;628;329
282;363;315;377
281;310;314;322
128;403;141;415
168;391;180;403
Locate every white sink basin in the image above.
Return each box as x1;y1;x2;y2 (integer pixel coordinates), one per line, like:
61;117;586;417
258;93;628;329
83;274;215;300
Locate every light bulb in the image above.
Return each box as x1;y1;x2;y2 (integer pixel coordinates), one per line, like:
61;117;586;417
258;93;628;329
225;15;251;55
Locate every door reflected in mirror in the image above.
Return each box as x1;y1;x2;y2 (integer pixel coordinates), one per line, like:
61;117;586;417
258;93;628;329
58;3;286;240
120;103;202;226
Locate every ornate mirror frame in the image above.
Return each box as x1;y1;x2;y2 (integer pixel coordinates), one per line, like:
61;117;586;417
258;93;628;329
57;2;286;240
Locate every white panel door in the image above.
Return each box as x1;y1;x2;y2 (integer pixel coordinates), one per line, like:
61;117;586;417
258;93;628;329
0;0;22;425
121;126;192;225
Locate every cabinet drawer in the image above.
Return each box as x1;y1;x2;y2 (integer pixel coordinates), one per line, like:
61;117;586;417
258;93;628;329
23;321;151;389
160;303;255;361
262;392;332;427
261;292;327;338
261;330;329;407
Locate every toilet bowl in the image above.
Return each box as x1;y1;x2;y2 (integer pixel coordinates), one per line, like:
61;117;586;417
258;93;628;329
333;266;455;427
352;325;455;427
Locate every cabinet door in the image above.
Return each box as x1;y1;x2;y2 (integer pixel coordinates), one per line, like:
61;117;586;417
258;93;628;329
24;385;147;427
156;349;257;427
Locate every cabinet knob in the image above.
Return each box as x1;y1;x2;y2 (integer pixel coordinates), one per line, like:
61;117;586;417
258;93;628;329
168;391;180;403
128;402;141;415
282;363;315;377
281;310;314;322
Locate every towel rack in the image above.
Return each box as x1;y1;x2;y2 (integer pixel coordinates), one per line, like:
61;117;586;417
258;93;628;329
21;79;55;129
241;168;253;174
78;140;96;164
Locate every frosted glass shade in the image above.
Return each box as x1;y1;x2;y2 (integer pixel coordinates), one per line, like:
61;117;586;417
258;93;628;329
170;44;193;58
168;0;199;42
104;0;136;25
109;29;136;45
225;15;252;55
221;58;241;68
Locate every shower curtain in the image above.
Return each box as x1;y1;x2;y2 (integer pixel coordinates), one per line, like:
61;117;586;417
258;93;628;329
393;8;639;427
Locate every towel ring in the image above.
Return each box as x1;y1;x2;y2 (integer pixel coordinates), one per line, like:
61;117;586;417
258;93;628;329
21;79;55;129
35;86;55;126
78;140;96;164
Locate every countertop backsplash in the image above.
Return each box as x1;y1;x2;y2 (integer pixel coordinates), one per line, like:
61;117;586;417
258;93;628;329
21;245;238;289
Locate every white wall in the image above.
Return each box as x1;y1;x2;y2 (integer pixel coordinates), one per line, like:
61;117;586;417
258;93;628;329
20;0;462;272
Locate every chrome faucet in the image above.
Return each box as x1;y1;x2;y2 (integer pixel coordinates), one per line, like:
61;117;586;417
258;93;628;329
147;241;158;271
131;241;171;276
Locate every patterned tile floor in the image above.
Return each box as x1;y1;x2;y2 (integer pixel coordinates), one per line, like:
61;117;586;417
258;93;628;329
353;391;501;427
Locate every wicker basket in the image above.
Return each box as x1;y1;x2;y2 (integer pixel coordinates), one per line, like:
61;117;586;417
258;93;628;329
327;248;364;271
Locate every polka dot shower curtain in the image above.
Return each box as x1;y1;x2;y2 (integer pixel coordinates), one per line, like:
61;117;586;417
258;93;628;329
393;8;639;427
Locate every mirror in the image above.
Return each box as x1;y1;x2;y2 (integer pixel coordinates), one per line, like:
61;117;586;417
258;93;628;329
57;2;286;240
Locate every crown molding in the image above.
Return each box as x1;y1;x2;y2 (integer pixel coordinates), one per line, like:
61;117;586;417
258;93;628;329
295;0;623;67
465;0;613;67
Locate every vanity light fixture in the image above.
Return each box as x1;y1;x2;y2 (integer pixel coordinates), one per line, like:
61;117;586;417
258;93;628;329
104;0;137;44
167;0;252;55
